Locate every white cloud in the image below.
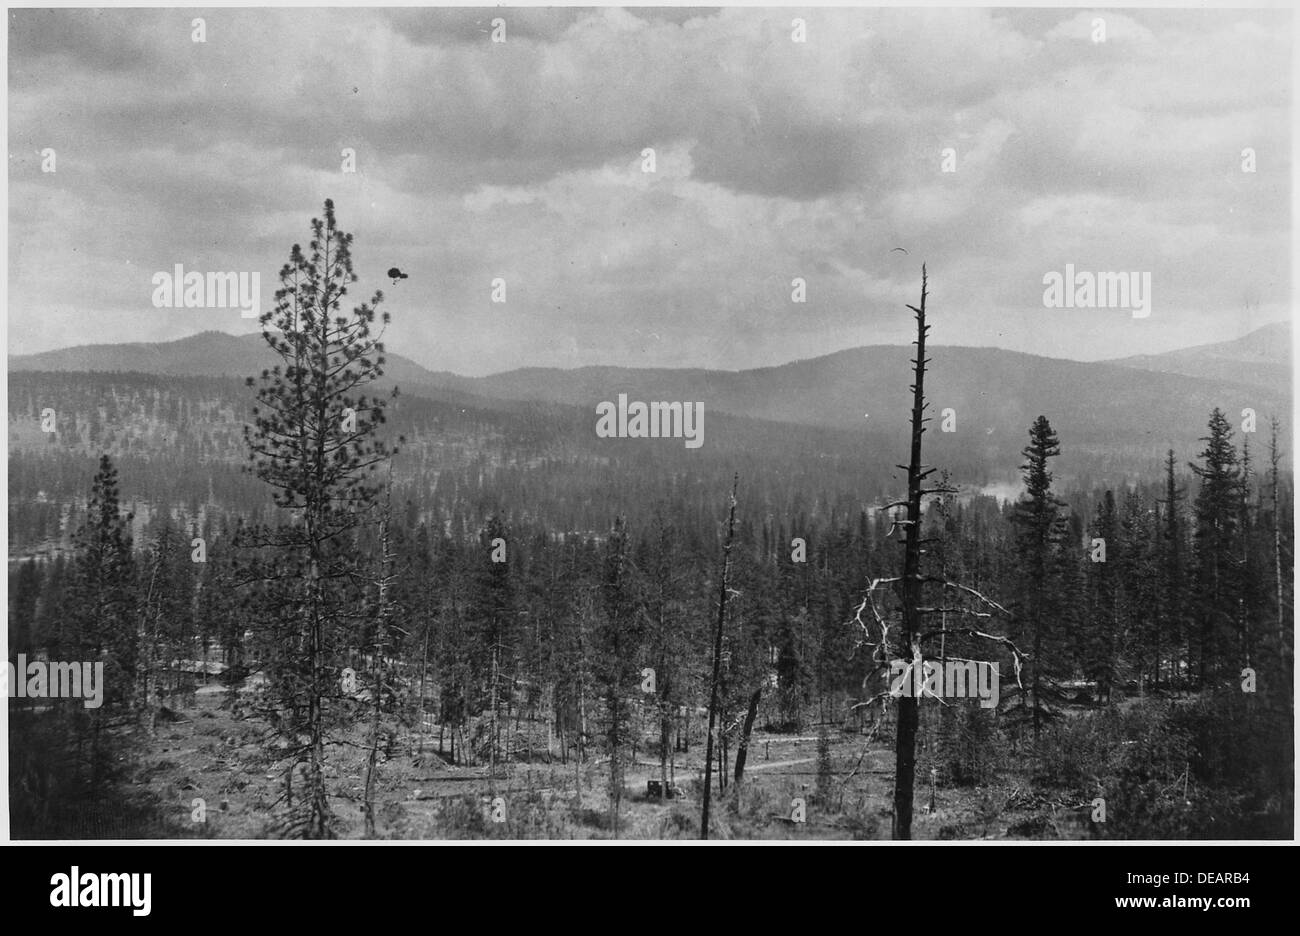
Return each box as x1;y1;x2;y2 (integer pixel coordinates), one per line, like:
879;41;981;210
6;7;1290;371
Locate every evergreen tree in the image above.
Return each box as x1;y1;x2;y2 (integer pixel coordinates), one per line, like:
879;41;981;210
65;455;137;786
643;515;691;796
1010;415;1066;740
1085;491;1119;703
1157;450;1186;690
470;514;515;770
10;559;42;656
596;516;639;835
1237;437;1262;666
243;199;398;838
1119;489;1157;694
71;455;137;700
1188;409;1241;687
137;515;197;731
1057;509;1089;680
1266;419;1293;685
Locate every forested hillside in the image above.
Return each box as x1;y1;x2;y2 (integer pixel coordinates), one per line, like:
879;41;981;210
9;370;1293;839
14;326;1289;482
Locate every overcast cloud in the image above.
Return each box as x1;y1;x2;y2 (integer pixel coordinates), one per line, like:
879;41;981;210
7;6;1292;374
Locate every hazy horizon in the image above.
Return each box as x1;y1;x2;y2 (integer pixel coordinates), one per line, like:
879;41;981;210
7;317;1291;380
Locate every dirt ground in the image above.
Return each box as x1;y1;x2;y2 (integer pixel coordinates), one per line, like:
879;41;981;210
118;689;1095;840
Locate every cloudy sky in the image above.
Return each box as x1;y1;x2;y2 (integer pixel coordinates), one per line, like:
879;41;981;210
7;5;1292;375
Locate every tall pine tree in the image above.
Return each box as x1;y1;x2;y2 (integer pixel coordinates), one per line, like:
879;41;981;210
243;199;399;838
1189;409;1240;688
1010;416;1066;741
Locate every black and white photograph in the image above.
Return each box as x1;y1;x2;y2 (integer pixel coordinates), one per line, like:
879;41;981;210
5;3;1294;849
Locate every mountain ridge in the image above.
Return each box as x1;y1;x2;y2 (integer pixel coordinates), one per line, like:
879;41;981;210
10;321;1288;384
1106;321;1289;391
10;323;1291;477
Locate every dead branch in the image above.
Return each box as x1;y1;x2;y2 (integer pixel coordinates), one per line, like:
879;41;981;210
916;628;1028;687
849;691;894;711
922;578;1014;618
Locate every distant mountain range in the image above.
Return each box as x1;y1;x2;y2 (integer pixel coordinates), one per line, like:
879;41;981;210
7;331;460;390
1109;322;1290;392
10;322;1291;475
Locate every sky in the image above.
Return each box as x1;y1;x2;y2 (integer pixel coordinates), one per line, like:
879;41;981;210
7;5;1293;376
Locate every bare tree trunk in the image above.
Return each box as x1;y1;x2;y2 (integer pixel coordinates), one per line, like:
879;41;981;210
701;474;739;840
670;724;677;785
659;672;671;799
576;620;588;765
307;559;330;838
610;691;622;838
1032;617;1042;743
574;732;582;799
719;729;728;794
417;625;429;755
558;700;566;766
363;493;395;838
363;672;382;838
557;684;567;766
137;562;160;739
733;687;762;788
893;266;930;841
490;640;499;775
513;684;523;762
